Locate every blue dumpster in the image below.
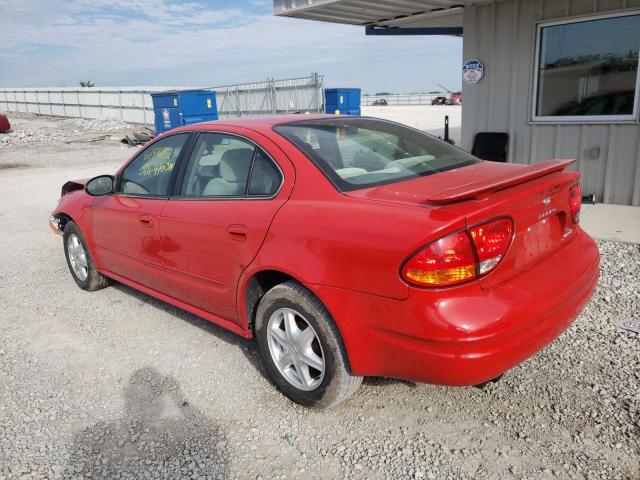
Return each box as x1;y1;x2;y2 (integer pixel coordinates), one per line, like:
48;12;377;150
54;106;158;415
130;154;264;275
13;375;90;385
151;90;218;134
324;88;361;115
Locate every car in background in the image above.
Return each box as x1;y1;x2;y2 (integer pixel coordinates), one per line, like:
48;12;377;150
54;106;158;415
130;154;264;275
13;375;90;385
431;96;448;105
0;114;11;133
50;115;599;408
551;89;634;116
371;98;388;106
449;91;463;105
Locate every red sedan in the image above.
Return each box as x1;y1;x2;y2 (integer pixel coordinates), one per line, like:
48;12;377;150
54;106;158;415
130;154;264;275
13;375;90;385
449;91;463;105
50;115;599;408
0;114;11;133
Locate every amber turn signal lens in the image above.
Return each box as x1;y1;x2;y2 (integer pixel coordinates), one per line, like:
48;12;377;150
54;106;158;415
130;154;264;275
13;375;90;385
401;231;477;287
404;264;476;286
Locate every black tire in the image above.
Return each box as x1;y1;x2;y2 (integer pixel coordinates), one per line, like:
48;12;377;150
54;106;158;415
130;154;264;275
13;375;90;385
255;281;362;408
63;221;111;291
475;374;504;389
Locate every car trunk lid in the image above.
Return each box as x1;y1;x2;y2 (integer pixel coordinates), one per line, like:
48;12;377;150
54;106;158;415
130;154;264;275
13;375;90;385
345;159;574;207
425;159;574;204
346;159;580;289
465;168;579;289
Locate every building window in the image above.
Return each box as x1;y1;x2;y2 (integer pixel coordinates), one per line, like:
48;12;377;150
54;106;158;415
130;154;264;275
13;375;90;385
533;12;640;122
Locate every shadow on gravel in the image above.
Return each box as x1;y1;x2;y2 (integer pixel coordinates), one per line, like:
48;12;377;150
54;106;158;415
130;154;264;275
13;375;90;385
112;282;271;382
63;367;229;479
364;377;419;388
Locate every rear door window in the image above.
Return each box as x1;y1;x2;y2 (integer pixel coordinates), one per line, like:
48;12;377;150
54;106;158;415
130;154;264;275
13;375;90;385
178;133;282;198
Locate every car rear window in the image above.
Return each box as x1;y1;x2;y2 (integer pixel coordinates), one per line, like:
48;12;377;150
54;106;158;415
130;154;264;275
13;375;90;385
274;117;479;191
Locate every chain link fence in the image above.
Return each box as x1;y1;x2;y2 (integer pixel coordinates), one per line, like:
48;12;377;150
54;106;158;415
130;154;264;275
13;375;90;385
362;92;451;106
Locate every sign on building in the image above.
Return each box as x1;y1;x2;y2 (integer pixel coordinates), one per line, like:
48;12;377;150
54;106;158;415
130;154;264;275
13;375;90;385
463;59;485;84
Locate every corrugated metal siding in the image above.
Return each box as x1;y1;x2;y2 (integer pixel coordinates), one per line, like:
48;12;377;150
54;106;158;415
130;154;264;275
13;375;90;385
462;0;640;205
273;0;474;27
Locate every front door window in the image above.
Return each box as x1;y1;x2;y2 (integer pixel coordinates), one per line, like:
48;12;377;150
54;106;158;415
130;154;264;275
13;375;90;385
117;134;189;196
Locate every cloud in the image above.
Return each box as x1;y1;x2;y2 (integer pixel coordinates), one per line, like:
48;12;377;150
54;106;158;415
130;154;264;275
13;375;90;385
0;0;462;92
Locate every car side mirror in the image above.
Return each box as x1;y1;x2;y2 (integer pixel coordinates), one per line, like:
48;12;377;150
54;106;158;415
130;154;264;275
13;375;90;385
85;175;115;196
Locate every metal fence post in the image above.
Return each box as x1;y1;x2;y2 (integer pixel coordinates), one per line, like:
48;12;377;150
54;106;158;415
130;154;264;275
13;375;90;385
77;90;82;119
315;73;320;113
270;78;276;114
141;91;147;124
47;90;53;115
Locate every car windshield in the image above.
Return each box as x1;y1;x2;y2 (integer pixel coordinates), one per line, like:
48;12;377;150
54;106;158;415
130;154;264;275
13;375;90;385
274;117;479;191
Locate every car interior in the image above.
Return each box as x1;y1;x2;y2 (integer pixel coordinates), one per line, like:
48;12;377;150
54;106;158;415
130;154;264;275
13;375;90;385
119;134;187;196
182;133;281;197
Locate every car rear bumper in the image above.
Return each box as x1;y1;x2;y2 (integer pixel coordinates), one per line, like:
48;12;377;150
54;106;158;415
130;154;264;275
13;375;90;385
311;227;599;385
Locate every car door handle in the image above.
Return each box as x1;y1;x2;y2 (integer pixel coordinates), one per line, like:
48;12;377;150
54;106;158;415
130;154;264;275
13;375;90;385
227;224;248;242
139;214;154;227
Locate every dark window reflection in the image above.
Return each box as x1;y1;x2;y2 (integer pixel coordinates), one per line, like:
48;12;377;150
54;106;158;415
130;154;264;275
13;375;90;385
536;14;640;117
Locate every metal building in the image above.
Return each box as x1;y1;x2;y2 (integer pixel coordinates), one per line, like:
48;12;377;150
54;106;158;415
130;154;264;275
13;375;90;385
274;0;640;206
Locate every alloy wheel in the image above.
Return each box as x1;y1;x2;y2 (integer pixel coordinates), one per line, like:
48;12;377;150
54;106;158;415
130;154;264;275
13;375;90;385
67;233;88;281
266;307;325;391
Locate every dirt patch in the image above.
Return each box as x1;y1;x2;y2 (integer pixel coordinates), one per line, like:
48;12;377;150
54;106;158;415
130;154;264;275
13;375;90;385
0;162;31;170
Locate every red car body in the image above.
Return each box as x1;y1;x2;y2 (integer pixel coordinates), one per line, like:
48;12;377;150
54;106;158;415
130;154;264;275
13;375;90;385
449;92;463;105
51;115;599;386
0;114;10;133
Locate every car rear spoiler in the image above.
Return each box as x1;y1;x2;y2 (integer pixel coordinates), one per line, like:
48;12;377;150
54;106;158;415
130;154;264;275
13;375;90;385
427;159;576;205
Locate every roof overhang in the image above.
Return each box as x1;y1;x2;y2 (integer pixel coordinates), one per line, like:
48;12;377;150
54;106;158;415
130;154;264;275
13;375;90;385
273;1;493;35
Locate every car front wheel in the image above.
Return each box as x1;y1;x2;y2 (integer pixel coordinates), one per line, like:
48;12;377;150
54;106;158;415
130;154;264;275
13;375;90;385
255;281;362;408
63;221;111;291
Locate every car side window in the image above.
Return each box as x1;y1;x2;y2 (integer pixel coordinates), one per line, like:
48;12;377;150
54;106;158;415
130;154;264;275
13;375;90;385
248;149;282;196
179;133;282;198
117;134;188;196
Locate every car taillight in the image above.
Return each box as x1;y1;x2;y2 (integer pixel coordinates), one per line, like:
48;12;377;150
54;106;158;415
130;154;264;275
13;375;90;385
469;218;513;275
569;184;581;223
402;231;476;287
401;218;513;287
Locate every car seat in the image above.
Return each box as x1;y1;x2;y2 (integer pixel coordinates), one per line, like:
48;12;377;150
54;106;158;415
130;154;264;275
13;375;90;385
247;152;283;195
203;148;254;196
186;136;223;195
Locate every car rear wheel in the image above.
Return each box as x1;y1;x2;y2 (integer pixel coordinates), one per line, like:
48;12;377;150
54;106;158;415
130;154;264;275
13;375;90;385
63;221;111;291
255;281;362;408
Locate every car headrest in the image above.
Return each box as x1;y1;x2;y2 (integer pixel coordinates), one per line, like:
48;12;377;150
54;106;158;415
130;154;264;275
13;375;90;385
202;136;216;151
219;148;254;183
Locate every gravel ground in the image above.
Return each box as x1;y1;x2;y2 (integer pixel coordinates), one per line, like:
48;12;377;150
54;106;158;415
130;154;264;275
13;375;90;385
0;112;129;150
0;114;638;480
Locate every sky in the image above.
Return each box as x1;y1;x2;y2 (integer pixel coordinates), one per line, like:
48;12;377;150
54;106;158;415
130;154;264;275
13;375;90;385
0;0;463;93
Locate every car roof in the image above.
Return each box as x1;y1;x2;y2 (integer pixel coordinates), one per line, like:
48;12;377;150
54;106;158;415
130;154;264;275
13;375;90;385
179;113;337;131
